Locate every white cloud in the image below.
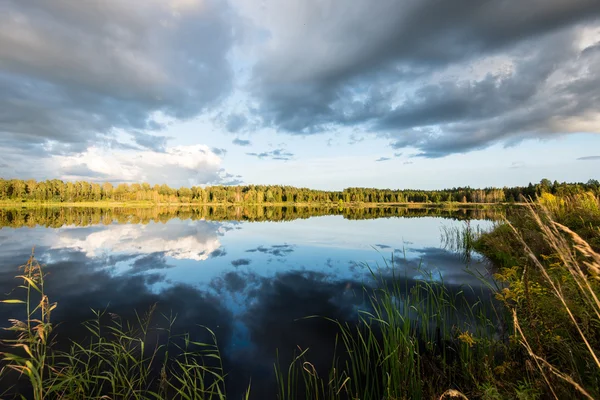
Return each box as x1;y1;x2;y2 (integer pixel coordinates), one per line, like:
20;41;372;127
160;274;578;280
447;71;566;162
56;144;224;186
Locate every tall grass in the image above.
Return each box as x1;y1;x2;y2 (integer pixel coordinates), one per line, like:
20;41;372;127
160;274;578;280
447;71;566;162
0;252;249;400
275;263;503;399
507;200;600;399
476;192;600;399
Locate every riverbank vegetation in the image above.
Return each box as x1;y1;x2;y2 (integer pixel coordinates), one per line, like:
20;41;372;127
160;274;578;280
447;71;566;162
1;178;598;206
474;192;600;398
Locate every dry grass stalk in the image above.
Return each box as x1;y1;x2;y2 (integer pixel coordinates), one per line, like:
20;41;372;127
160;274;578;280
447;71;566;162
438;389;469;399
507;200;600;396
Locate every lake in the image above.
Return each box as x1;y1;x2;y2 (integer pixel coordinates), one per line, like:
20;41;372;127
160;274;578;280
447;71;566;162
0;206;498;397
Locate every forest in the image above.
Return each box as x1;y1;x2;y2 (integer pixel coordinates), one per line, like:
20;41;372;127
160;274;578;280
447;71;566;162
1;178;599;205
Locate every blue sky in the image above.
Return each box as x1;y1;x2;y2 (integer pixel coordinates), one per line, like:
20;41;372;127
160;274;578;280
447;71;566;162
0;0;599;189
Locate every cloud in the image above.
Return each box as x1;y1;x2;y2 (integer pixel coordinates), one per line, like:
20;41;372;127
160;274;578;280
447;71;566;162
243;0;600;156
3;0;600;174
60;163;111;179
231;258;252;267
210;248;228;258
578;155;600;160
225;114;248;133
217;170;245;185
246;148;294;161
131;132;171;152
232;138;252;146
55;144;228;186
0;0;235;155
375;157;391;162
212;147;228;156
348;134;364;145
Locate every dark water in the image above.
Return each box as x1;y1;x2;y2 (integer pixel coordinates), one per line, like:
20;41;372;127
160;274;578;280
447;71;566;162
0;206;496;397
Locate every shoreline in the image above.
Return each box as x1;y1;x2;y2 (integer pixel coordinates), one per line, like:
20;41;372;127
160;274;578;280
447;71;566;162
0;201;519;209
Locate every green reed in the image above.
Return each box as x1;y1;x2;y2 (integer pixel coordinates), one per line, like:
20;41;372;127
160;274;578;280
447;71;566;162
0;252;248;400
440;220;485;263
274;259;503;400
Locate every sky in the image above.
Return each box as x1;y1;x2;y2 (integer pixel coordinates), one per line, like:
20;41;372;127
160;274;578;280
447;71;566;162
0;0;599;190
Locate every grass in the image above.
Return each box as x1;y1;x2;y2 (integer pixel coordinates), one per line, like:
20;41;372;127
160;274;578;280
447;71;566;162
475;192;600;399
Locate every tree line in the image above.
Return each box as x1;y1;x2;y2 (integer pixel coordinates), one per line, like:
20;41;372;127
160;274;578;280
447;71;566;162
0;178;598;205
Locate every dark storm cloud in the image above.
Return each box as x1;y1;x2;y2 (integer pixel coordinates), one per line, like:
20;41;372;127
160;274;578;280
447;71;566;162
232;138;252;146
0;0;235;155
246;149;294;161
251;0;600;156
578;155;600;160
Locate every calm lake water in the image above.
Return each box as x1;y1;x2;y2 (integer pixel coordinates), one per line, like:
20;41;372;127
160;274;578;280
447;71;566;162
0;206;497;397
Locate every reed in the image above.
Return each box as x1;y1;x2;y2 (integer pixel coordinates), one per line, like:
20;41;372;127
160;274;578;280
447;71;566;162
440;220;484;262
275;261;503;399
0;253;245;400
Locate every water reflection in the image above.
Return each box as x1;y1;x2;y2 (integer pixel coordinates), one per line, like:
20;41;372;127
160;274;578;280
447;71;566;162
0;207;496;398
0;204;503;228
54;221;225;261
